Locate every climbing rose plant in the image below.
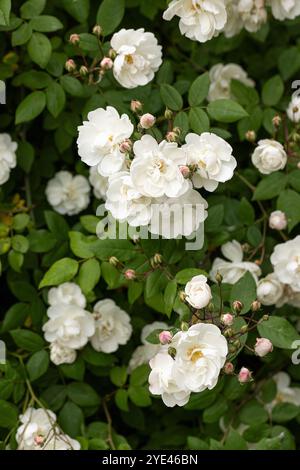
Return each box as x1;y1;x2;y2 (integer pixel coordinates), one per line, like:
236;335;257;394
0;0;300;451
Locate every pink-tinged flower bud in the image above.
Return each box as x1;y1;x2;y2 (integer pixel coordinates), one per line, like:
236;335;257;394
272;115;281;128
119;139;132;153
179;165;190;178
232;300;243;313
34;435;44;446
100;57;113;70
124;269;136;280
65;59;76;72
251;300;261;312
238;367;252;384
130;100;142;113
69;33;80;45
140;113;156;129
79;65;89;77
223;362;234;374
254;338;273;357
92;24;102;36
159;330;173;345
269;210;287;231
166;131;177;142
221;313;234;326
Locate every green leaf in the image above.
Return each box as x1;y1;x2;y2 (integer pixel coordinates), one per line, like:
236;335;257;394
203;397;228;423
11;22;32;46
81;344;116;367
78;33;99;52
11;235;29;253
187;437;209;450
60;76;84;97
62;0;89;22
231;80;259;107
60;358;85;381
96;0;125;36
238;197;255;225
189;107;210;133
115;389;129;411
128;385;151;407
27;32;52;68
0;400;18;429
15;91;46;124
20;0;46;19
16;141;35;173
258;316;300;349
10;329;45;352
253;172;287;201
224;429;248;450
110;366;127;387
0;0;11;26
44;211;69;240
69;231;95;259
2;303;29;332
239;399;268;425
26;350;49;381
28;229;57;252
173;111;189;137
78;258;101;294
278;47;300;80
46;81;66;118
164;280;177;317
175;268;207;284
29;15;63;32
188;72;210;106
39;258;79;288
8;250;24;272
130;364;149;386
128;282;143;305
67;382;100;407
160;84;183;111
207;99;248;123
12;213;30;231
230;271;257;314
262;75;284;106
272;403;300;423
205;204;224;232
145;270;167;298
59;401;84;438
277;189;300;231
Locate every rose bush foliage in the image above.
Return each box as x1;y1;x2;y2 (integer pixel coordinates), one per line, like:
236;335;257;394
1;0;300;451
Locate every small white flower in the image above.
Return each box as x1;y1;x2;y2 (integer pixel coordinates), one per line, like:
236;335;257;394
49;341;77;366
267;372;300;412
257;273;285;306
90;299;132;353
46;171;90;216
163;0;227;43
287;95;300;123
130;135;188;198
185;274;212;309
48;282;86;308
149;187;208;239
238;0;267;33
269;210;287;231
210;240;261;284
105;171;152;227
0;133;17;185
270;236;300;292
43;304;95;350
251;139;287;175
89;166;108;199
208;63;255;102
223;0;243;37
268;0;300;20
129;321;168;371
111;28;162;89
77;106;134;176
183;132;237;191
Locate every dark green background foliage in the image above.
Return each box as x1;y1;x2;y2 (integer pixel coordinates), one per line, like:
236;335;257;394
0;0;300;450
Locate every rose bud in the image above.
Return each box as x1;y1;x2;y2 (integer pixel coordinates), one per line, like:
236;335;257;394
269;210;287;231
119;139;132;153
245;130;256;142
254;338;273;357
179;165;190;178
65;59;76;72
100;57;113;70
124;269;136;280
251;300;261;312
232;300;243;313
223;362;234;374
130;100;142;113
238;367;252;384
166;131;177;142
221;313;234;326
69;33;80;45
79;65;89;77
159;330;173;345
140;113;156;129
92;25;102;36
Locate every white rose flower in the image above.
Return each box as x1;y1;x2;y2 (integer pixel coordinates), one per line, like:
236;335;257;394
287;95;300;123
49;341;77;365
149;187;208;239
210;240;261;284
257;273;285;306
89;166;108;199
185;274;212;309
111;28;162;89
16;408;80;450
149;351;191;407
105;171;152;226
269;210;287;231
238;0;267;33
48;282;86;308
268;0;300;20
129;321;168;371
208;63;255;102
251;139;287;175
43;304;95;349
270;236;300;292
171;323;228;394
130;135;188;198
0;133;17;185
45;171;90;216
163;0;227;43
183;132;237;191
266;372;300;412
90;299;132;353
77;106;134;176
223;0;243;37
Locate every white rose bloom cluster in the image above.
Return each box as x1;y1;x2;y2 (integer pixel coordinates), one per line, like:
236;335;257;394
268;0;300;20
210;240;261;284
149;323;228;407
129;321;168;371
46;171;90;216
208;63;255;102
16;408;80;450
78;108;237;239
110;28;162;89
237;0;267;33
0;133;17;185
286;95;300;123
266;372;300;412
251;139;287;175
43;283;132;363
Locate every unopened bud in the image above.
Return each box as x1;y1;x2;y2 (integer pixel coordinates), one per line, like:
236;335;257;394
221;313;234;326
130;100;142;113
238;367;252;384
180;321;189;331
119;139;132;153
166;131;177;142
224;328;233;338
140;113;156;129
262;314;269;322
223;362;234;374
179;291;186;302
179;165;190;178
272;115;281;128
229;344;237;353
297;162;300;169
233;339;241;348
207;302;214;312
164;109;173;120
215;272;223;284
79;65;89;77
168;347;176;359
109;256;119;267
108;48;117;59
69;33;80;45
240;325;248;334
251;300;261;312
150;253;163;268
232;300;243;313
254;338;273;357
100;57;113;70
65;59;76;72
92;24;102;36
269;210;287;231
159;330;173;345
245;130;256;142
124;269;136;280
